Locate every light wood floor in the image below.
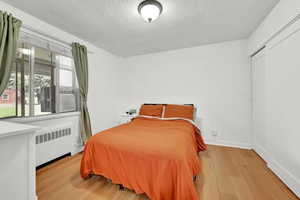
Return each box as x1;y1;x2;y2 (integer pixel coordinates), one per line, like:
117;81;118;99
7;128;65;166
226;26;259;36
36;145;299;200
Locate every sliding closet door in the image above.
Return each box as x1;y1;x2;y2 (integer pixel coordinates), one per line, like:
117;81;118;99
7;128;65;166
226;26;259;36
251;49;267;160
266;19;300;194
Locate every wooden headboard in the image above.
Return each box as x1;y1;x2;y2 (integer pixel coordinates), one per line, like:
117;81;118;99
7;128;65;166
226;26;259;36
142;104;197;121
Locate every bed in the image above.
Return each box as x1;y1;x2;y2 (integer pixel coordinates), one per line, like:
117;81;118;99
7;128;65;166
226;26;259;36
80;104;206;200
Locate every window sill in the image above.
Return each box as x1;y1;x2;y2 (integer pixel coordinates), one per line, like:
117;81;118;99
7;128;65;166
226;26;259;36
1;111;80;123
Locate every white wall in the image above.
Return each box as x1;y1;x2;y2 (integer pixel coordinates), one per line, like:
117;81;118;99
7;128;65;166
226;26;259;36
88;48;121;133
248;0;300;55
0;1;121;136
121;40;252;148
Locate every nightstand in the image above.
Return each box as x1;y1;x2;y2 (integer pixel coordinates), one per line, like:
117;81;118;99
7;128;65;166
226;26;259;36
119;114;137;124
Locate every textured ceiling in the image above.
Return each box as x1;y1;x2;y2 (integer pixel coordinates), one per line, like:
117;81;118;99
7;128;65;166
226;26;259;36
3;0;279;57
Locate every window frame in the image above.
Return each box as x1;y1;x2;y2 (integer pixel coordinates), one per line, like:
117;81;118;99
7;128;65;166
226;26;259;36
0;42;80;120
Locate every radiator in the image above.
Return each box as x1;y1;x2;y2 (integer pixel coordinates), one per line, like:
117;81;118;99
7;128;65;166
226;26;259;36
35;124;73;167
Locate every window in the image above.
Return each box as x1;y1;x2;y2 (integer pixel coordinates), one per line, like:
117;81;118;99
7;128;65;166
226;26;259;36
0;60;19;118
1;94;9;101
57;56;79;113
0;40;79;119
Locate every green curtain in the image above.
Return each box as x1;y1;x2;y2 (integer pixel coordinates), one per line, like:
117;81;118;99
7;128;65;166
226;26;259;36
0;11;22;95
71;42;92;144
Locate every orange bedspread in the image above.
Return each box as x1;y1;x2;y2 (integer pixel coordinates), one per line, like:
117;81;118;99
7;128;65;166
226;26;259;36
80;117;206;200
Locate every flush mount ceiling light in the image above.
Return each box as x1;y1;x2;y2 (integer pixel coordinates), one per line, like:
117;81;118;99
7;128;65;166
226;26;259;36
138;0;163;23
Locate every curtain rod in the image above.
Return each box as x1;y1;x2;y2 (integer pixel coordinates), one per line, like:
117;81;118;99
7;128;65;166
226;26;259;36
21;24;94;54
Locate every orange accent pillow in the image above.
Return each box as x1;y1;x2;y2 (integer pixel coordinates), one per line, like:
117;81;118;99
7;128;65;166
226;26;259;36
139;105;163;117
164;104;194;120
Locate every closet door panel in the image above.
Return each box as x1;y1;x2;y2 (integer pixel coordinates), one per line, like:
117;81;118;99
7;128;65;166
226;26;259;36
267;26;300;180
252;50;267;160
266;19;300;196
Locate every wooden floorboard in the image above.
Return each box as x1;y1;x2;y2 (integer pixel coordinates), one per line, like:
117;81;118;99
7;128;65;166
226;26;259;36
36;145;299;200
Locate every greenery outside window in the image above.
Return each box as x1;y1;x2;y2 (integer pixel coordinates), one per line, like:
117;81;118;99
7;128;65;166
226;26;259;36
0;40;79;119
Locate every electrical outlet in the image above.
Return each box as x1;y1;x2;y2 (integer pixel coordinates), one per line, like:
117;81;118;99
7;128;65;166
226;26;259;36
211;130;218;137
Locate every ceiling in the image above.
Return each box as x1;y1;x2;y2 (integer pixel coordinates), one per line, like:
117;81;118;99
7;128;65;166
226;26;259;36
4;0;279;57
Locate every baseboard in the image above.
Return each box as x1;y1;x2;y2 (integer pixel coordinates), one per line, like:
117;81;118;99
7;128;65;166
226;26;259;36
206;139;300;198
71;145;84;156
268;158;300;198
205;139;251;150
36;153;71;170
253;143;269;162
253;145;300;198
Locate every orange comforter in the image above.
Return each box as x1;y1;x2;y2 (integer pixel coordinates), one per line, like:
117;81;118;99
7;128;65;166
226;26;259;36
80;117;206;200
